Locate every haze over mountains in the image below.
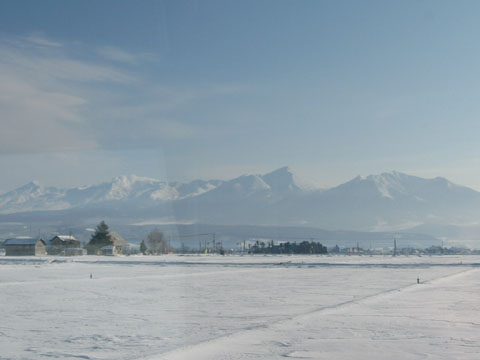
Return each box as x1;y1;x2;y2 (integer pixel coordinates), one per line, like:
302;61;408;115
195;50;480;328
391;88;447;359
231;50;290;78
1;167;480;241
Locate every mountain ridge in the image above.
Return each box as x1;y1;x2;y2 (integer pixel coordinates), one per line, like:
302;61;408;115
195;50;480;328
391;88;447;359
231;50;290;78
1;168;479;234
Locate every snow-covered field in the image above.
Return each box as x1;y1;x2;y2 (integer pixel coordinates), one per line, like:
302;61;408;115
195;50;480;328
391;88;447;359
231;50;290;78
1;255;480;359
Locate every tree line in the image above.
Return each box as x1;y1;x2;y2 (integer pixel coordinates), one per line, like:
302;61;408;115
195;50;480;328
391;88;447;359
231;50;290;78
88;221;327;255
250;240;327;254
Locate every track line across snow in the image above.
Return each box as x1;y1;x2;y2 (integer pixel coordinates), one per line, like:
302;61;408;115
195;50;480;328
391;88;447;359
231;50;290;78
144;267;477;360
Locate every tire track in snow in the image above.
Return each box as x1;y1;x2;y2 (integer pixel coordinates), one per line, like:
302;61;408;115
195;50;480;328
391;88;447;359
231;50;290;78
144;267;477;360
1;259;477;288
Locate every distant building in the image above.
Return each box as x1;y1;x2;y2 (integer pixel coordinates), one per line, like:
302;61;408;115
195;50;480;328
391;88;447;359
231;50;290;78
101;245;118;256
4;238;47;256
86;232;129;255
48;235;82;255
110;232;129;255
86;245;101;255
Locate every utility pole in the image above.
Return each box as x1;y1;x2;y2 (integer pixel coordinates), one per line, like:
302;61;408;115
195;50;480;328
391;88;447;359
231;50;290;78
393;238;397;257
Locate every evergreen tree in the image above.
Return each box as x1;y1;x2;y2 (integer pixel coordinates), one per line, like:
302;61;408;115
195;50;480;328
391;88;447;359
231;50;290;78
88;220;113;247
140;240;147;255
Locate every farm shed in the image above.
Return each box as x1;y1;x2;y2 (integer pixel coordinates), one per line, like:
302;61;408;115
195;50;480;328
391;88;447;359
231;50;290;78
110;232;130;255
4;238;47;256
86;232;129;255
48;235;82;255
101;245;118;256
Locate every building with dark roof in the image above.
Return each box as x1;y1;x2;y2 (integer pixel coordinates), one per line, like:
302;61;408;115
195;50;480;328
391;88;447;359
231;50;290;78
4;238;47;256
48;235;82;255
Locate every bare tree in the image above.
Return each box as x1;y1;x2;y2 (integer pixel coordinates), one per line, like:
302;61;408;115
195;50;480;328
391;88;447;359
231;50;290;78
147;229;168;254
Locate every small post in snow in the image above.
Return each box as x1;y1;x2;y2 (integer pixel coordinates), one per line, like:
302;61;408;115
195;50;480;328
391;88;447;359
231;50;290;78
417;276;420;284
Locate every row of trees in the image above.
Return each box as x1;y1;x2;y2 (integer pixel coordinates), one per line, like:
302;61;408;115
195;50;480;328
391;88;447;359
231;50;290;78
89;222;327;256
82;224;476;256
250;240;327;254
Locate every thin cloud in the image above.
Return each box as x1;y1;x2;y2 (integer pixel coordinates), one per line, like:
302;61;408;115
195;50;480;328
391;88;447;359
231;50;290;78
0;47;135;84
0;73;96;154
0;35;135;154
0;33;248;156
25;33;63;48
97;45;156;65
97;46;138;64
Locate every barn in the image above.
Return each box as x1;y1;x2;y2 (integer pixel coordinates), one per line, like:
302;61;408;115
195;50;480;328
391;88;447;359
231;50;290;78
110;232;130;255
86;232;129;255
4;238;47;256
48;235;82;255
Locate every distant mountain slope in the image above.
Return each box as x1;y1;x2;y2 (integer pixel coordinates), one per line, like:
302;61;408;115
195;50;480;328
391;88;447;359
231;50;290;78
286;171;480;231
1;168;480;233
0;181;69;213
0;175;223;213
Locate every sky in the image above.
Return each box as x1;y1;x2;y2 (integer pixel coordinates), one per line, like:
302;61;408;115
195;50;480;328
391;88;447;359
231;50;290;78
2;0;480;192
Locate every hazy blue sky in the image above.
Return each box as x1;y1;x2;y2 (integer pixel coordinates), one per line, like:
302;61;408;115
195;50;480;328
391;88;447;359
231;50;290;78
1;0;480;192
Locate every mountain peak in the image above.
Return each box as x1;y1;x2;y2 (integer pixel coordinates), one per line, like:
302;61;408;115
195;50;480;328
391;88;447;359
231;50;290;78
368;170;406;180
111;174;160;185
262;167;322;192
258;167;294;181
1;169;480;234
106;174;164;200
261;167;297;192
267;166;292;175
15;180;43;193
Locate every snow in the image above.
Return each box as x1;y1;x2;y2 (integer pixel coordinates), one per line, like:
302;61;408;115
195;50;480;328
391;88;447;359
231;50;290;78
176;183;217;200
150;185;179;201
3;169;480;234
237;175;271;192
291;173;325;191
1;255;480;359
0;180;70;213
56;235;77;241
367;172;410;199
106;175;164;201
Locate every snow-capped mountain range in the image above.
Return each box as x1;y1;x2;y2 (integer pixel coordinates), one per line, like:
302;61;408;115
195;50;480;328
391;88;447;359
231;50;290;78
0;167;317;214
0;175;224;213
1;167;480;232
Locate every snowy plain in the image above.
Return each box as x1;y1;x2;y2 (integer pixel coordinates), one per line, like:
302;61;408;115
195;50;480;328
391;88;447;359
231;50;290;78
1;255;479;359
